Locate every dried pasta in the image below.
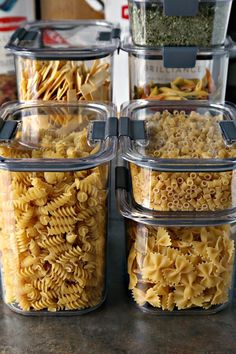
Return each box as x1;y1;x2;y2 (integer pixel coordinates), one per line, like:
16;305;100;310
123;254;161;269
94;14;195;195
127;222;235;311
131;109;236;211
0;114;108;312
133;69;214;101
17;58;111;102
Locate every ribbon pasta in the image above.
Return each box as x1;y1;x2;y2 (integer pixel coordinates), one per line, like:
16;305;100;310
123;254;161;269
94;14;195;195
17;58;111;102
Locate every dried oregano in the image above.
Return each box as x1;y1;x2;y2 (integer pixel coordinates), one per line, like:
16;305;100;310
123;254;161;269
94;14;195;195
129;2;230;46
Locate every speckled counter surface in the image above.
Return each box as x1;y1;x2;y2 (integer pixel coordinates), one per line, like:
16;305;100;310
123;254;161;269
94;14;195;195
0;173;236;354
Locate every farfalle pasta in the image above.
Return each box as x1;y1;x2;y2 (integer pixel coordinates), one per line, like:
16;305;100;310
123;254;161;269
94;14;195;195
130;110;236;211
0;113;108;312
127;221;235;312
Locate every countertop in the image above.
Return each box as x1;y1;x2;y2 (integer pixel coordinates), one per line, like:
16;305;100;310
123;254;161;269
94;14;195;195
0;168;236;354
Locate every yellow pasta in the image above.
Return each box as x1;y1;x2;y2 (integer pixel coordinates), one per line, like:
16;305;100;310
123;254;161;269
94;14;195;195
17;58;111;102
131;110;236;211
128;221;235;311
0;114;108;312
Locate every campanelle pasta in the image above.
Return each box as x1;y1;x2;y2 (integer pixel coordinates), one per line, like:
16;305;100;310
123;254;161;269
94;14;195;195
127;222;235;311
0;114;108;312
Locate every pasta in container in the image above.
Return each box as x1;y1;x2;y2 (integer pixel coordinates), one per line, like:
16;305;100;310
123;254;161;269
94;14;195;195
116;166;236;314
6;20;120;102
120;100;236;214
0;101;117;315
121;38;231;103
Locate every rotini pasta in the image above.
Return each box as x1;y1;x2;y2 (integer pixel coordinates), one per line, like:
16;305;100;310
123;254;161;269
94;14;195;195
0;113;108;313
127;221;235;312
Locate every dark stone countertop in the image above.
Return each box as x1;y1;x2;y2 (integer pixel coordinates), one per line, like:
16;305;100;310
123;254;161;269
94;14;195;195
0;171;236;354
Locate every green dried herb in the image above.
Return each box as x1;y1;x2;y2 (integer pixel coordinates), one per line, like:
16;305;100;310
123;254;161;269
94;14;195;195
129;1;230;46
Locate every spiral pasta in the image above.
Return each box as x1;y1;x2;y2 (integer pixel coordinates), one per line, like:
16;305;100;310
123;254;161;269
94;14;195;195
0;114;108;312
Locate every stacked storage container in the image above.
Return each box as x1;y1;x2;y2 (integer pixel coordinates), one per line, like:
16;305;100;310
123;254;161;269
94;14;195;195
117;0;236;314
0;100;118;314
122;0;233;103
0;20;120;314
6;20;120;103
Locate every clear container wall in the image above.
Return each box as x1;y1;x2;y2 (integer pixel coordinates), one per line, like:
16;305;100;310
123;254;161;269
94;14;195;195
0;103;113;314
129;52;229;102
15;55;113;102
126;220;235;314
130;164;236;212
0;165;109;314
128;0;233;46
127;104;236;212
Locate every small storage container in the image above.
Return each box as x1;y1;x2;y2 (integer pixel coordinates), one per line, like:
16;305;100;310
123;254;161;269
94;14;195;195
119;100;236;214
116;166;236;314
121;39;230;102
0;100;118;315
6;20;120;102
128;0;233;47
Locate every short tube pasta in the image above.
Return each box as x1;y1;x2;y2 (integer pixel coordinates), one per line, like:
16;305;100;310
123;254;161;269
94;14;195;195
130;110;236;212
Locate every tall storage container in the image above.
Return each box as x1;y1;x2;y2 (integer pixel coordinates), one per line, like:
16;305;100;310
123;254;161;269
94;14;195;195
6;20;120;102
116;166;236;314
128;0;233;47
0;100;117;314
121;39;231;102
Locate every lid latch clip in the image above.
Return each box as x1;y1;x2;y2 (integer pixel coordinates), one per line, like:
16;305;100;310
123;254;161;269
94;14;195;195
219;121;236;145
0;118;18;142
163;0;199;16
90;117;118;141
119;117;146;140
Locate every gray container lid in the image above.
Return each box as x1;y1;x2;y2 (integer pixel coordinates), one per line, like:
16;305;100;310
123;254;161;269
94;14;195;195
0;101;118;172
121;37;232;68
6;20;120;60
119;100;236;172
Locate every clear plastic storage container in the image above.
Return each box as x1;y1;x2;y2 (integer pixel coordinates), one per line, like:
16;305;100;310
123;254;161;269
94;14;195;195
6;20;120;102
119;100;236;214
128;0;233;47
0;100;118;315
116;166;236;314
121;39;230;102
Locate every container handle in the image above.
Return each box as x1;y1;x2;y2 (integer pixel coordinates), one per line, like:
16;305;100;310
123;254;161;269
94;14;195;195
163;0;199;17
